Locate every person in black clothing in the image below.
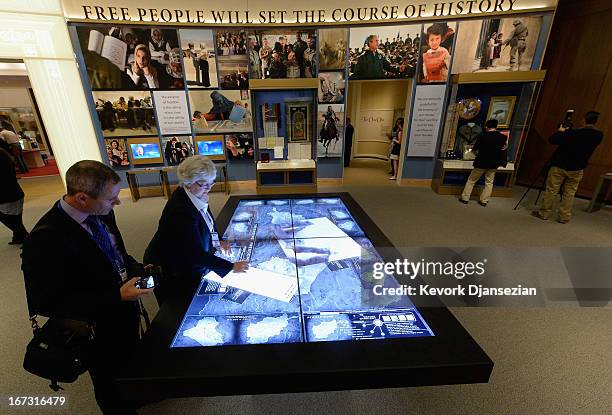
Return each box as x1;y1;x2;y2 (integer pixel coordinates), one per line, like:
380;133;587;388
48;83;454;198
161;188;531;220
459;119;508;206
144;156;249;306
533;111;603;223
344;117;354;167
21;160;153;415
0;148;28;244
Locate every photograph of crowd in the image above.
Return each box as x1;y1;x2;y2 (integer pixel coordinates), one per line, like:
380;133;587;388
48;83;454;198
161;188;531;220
318;72;345;104
418;22;456;84
349;25;421;80
162;136;194;165
189;90;253;134
216;30;247;56
218;56;250;89
226;133;255;160
105;138;129;167
249;31;317;79
179;29;218;88
317;104;345;158
451;16;542;74
92;91;157;137
77;26;184;90
319;29;348;70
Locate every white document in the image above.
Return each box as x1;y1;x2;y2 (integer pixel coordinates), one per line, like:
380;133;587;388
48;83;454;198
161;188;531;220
203;267;298;303
287;143;300;159
274;146;284;159
88;31;127;71
152;91;191;135
258;136;267;149
300;143;312;159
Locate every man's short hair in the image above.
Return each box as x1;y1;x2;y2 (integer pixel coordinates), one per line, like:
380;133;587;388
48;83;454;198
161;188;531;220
66;160;120;198
485;119;499;129
365;35;378;47
584;111;599;125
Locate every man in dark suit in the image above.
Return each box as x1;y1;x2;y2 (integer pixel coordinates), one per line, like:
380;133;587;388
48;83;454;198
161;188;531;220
459;119;508;206
22;160;153;415
145;156;248;305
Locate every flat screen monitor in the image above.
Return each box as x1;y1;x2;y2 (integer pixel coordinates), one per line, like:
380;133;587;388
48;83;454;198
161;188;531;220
127;137;163;164
171;197;434;348
195;135;226;161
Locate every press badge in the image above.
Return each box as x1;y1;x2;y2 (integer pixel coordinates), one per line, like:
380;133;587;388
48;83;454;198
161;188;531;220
119;267;128;282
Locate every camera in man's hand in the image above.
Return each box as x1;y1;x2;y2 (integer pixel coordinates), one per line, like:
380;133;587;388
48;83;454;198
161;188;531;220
558;109;574;130
130;264;162;289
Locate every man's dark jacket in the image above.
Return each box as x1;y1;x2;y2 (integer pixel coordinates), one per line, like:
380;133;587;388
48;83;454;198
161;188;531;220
549;127;603;171
144;187;233;303
21;204;140;344
473;130;508;170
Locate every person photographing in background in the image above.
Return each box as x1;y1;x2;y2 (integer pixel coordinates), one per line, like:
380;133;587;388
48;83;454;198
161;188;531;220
532;111;603;223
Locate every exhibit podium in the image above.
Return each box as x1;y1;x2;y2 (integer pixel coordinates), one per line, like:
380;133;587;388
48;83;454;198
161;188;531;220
256;160;317;194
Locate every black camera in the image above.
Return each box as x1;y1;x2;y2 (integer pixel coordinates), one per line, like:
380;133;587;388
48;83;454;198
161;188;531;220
559;109;574;129
131;264;162;289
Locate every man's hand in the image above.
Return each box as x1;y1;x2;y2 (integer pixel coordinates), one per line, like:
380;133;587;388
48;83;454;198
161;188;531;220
120;277;153;301
232;261;249;273
558;126;567;132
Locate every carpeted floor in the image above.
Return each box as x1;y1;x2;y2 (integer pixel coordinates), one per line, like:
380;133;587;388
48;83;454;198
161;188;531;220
1;166;611;415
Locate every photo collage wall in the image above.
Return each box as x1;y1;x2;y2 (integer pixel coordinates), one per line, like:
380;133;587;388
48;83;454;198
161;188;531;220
74;16;547;168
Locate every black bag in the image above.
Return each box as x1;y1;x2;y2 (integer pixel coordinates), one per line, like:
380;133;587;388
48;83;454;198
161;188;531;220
23;316;95;391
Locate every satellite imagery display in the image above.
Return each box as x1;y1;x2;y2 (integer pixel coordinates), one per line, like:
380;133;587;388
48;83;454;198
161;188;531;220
171;197;434;348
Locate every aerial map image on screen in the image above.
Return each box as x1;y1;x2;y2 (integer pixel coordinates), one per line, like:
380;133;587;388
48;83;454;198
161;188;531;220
171;197;434;348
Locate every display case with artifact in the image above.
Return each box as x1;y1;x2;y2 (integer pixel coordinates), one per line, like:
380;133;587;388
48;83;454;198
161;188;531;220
432;73;545;197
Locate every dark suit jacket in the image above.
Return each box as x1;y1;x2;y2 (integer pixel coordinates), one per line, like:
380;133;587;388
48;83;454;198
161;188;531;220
0;148;24;204
473;130;508;170
144;187;233;303
21;203;140;346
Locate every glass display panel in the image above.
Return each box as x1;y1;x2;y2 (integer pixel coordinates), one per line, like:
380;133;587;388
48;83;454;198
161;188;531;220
171;197;434;347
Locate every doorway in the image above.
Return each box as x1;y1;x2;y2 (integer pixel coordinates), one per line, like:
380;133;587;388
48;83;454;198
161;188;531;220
0;59;58;178
344;79;412;184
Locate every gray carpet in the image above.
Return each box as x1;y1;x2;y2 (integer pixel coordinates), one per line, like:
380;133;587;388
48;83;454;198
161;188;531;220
1;172;611;415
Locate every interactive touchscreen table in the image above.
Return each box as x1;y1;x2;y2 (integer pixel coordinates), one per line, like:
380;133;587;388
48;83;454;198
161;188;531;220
117;193;493;399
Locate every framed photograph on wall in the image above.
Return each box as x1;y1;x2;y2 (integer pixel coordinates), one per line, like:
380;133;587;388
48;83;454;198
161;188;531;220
486;96;516;128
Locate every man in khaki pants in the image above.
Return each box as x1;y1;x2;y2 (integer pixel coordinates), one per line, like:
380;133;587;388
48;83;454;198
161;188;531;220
532;111;603;223
459;119;507;207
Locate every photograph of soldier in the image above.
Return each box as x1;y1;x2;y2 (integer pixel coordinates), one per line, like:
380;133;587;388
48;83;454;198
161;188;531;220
319;29;348;70
179;29;218;88
317;104;345;158
349;25;421;80
218;56;249;89
249;31;317;79
318;72;345;104
216;30;247;55
76;26;185;90
418;22;456;84
451;15;542;73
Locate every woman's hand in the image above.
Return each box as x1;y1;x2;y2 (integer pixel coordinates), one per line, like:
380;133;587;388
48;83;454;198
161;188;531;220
232;261;249;273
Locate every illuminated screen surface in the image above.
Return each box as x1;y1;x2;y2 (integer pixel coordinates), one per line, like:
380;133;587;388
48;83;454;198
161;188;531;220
171;197;434;347
197;140;224;156
130;143;161;159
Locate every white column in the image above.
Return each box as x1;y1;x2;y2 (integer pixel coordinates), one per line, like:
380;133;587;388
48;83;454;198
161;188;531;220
0;1;101;185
